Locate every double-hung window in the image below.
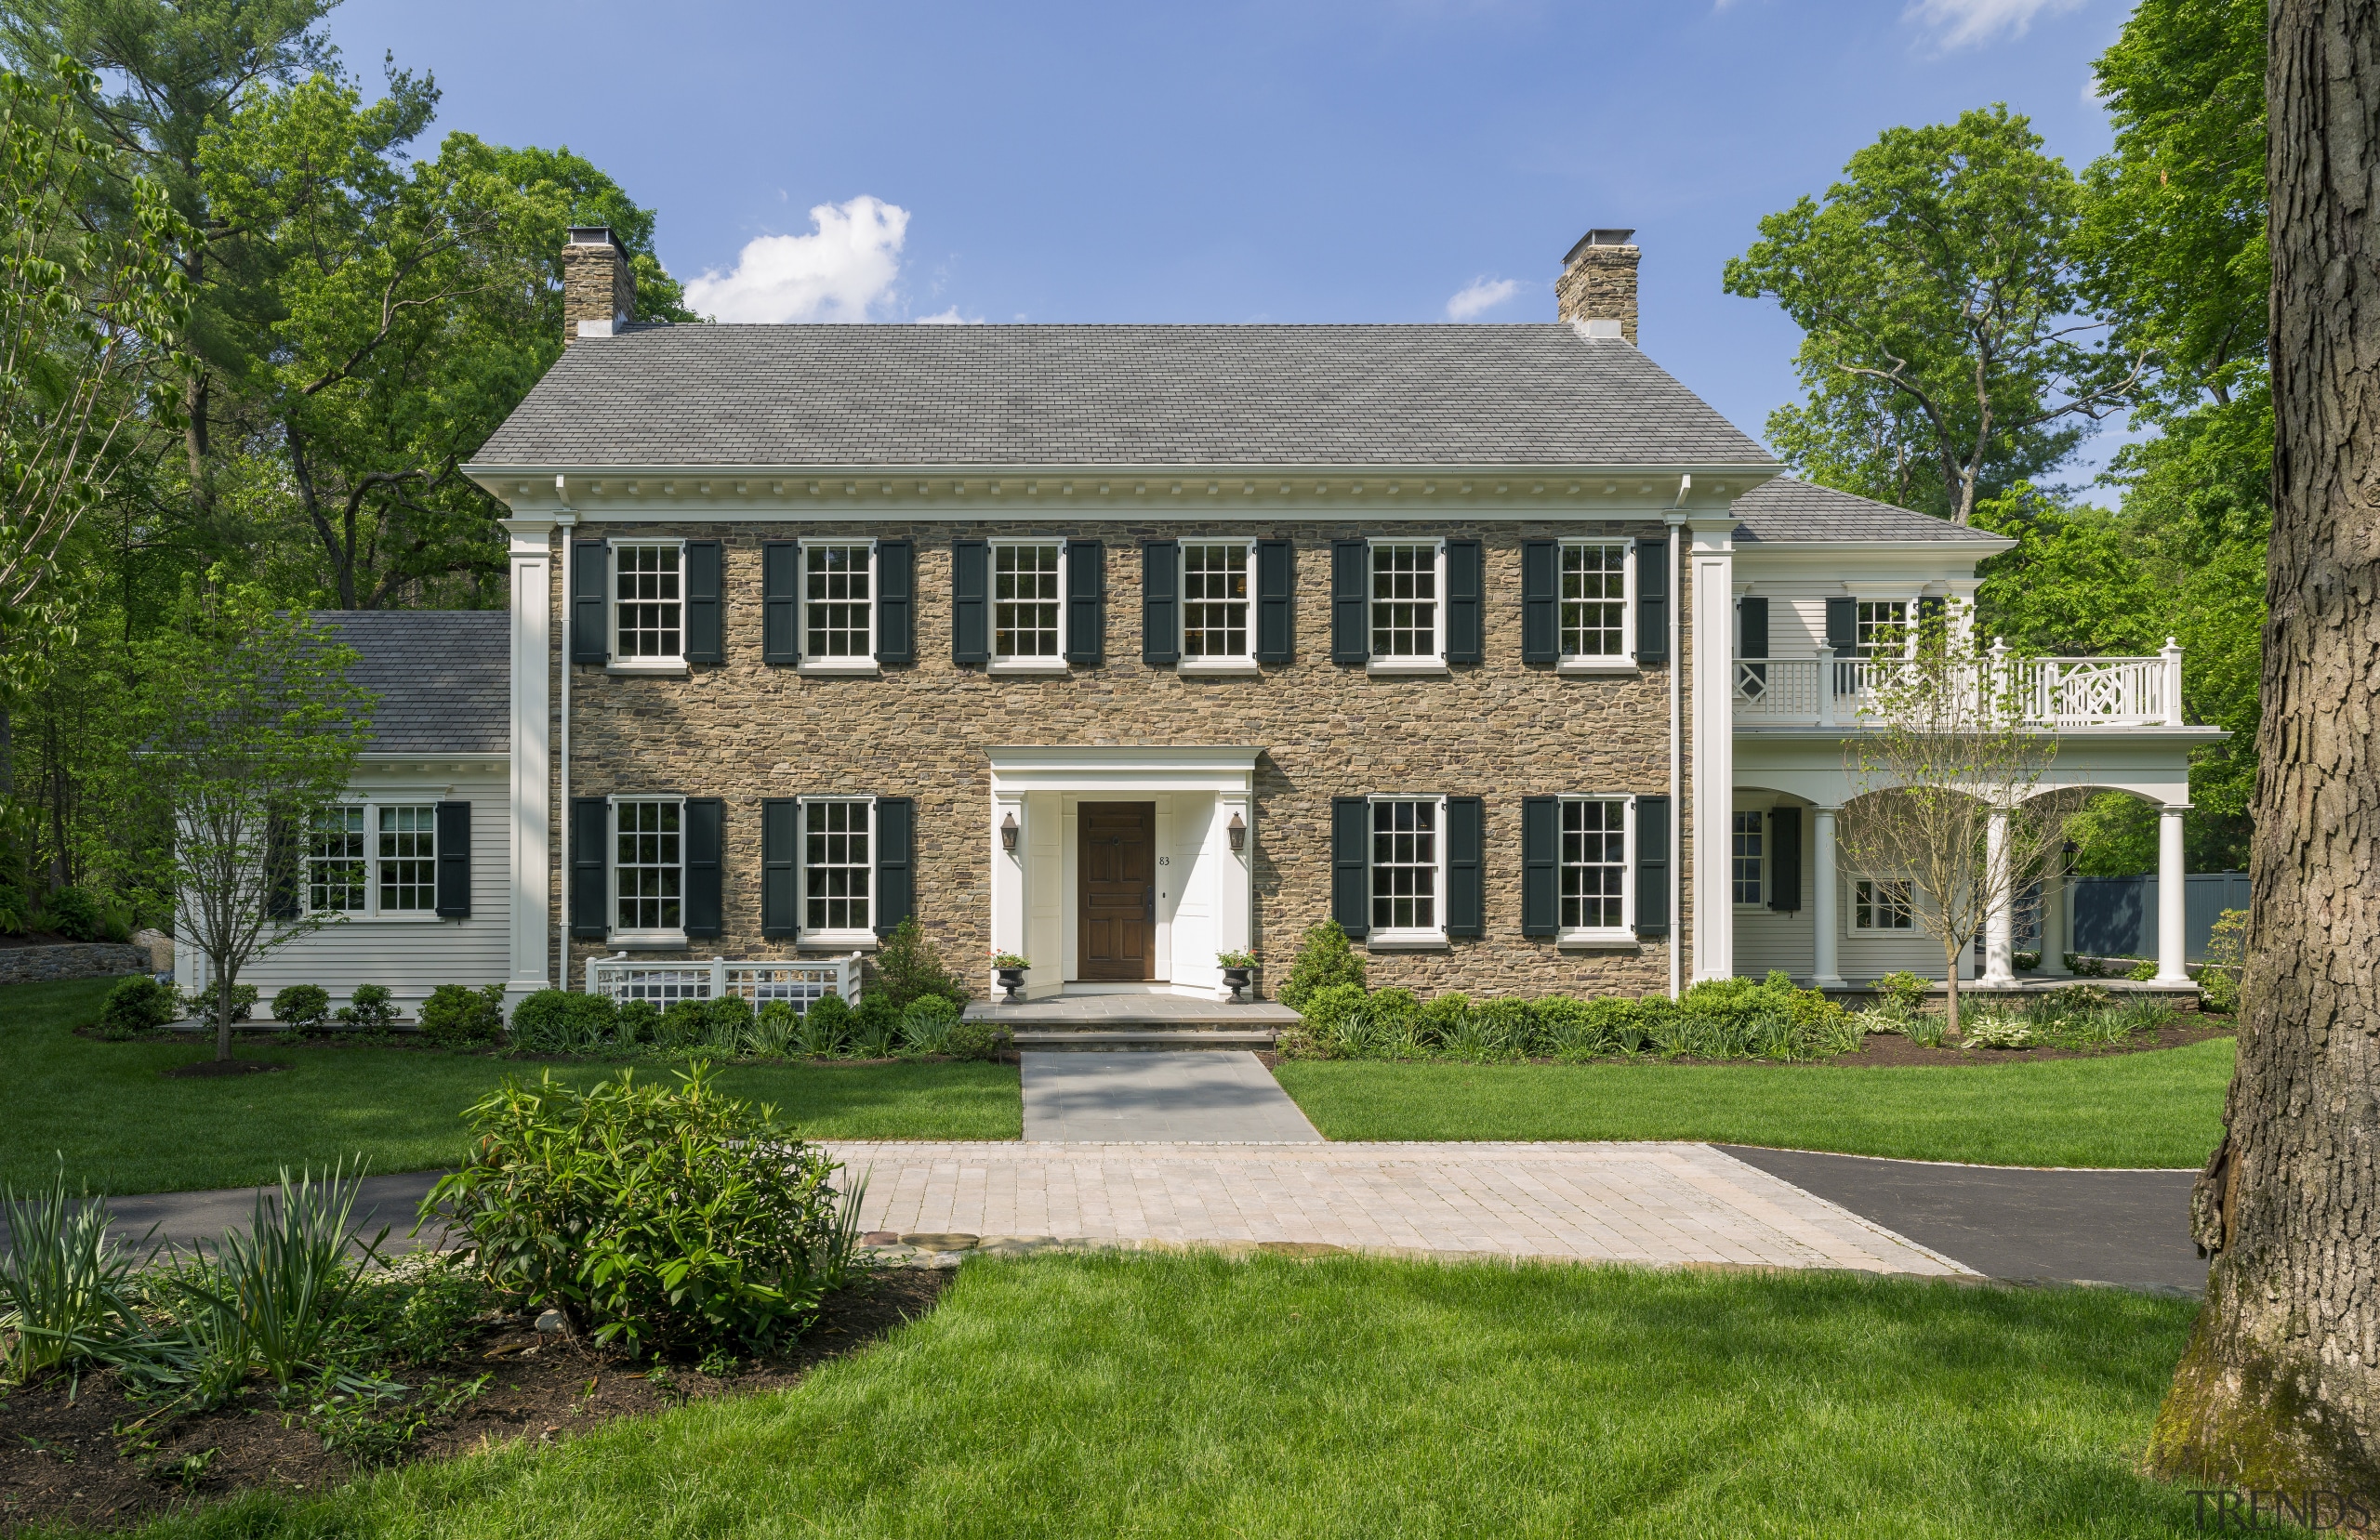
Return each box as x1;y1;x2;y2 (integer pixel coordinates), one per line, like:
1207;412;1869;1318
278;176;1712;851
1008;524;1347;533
1855;600;1909;658
1560;541;1631;664
1369;540;1443;666
1559;796;1632;937
801;797;873;941
613;542;684;665
802;540;875;665
1370;796;1444;941
1731;810;1764;905
992;540;1064;665
1181;541;1253;665
1853;877;1915;932
307;803;436;918
614;798;683;936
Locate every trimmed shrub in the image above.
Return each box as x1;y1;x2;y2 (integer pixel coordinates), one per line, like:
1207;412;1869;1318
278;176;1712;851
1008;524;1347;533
1873;971;1932;1015
799;992;853;1056
657;999;709;1051
900;994;959;1054
2200;907;2245;1012
271;984;332;1036
336;983;399;1032
1284;981;1366;1058
869;917;969;1012
99;975;179;1040
1416;991;1472;1048
1277;920;1366;1011
941;1016;1011;1061
748;1001;800;1057
510;990;621;1054
186;980;258;1025
703;994;755;1054
616;998;661;1046
418;984;504;1047
851;991;901;1058
1474;995;1536;1057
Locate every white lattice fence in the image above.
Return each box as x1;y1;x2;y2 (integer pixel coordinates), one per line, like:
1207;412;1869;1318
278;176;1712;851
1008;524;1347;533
586;954;862;1009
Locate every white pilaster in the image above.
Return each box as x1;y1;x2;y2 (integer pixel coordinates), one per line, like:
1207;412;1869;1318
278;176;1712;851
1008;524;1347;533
989;790;1027;994
1217;788;1253;967
1688;515;1736;981
2156;804;2190;982
501;518;555;1010
1810;805;1844;989
1982;806;2016;985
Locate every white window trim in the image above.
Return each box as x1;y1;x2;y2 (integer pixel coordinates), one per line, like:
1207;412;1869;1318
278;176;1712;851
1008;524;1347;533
304;799;442;923
608;538;689;674
1850;875;1920;935
1367;793;1448;948
798;795;877;948
1365;537;1447;676
1731;808;1766;910
609;794;688;945
1177;537;1260;675
796;537;880;676
1555;537;1638;675
987;537;1070;674
1556;794;1636;946
1855;598;1919;662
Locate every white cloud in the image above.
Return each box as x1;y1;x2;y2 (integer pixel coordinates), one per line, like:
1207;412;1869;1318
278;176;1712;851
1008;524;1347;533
682;195;908;322
916;305;983;325
1904;0;2082;49
1446;276;1522;321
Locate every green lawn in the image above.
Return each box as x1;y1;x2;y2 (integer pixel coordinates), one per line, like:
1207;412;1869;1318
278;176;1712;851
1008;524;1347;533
1275;1040;2234;1168
98;1251;2210;1539
0;978;1021;1196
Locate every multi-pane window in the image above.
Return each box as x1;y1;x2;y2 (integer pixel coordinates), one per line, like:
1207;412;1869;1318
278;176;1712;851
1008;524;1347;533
1370;543;1439;660
615;800;682;933
994;542;1063;660
1732;810;1765;905
1854;877;1915;931
615;545;682;660
1560;798;1628;932
1856;600;1909;658
1561;543;1628;658
1370;798;1440;933
377;807;437;913
804;543;873;659
1182;542;1251;659
802;800;872;934
308;807;366;914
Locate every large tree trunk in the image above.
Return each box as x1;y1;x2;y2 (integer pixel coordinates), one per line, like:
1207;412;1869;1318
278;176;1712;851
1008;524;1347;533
2145;0;2380;1494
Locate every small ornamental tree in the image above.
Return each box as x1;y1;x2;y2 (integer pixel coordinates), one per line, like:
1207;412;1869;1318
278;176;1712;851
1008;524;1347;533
146;575;371;1062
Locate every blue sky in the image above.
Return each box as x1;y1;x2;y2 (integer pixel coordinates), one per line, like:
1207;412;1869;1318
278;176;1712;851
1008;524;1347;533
331;0;2136;471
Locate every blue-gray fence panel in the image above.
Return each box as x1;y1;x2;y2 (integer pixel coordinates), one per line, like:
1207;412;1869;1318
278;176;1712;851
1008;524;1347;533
2068;873;2249;962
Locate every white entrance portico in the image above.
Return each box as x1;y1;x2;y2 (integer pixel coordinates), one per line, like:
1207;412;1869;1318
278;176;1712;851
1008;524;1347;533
985;746;1257;1001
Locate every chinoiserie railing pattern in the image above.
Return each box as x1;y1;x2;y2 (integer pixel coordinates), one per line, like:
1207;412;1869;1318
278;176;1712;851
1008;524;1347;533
586;954;862;1008
1733;640;2186;729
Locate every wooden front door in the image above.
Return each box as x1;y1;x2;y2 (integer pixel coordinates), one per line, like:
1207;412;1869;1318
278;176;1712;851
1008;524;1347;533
1078;801;1157;981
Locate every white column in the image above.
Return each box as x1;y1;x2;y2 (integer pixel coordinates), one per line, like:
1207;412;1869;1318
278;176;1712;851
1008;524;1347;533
501;518;554;1011
1810;805;1844;989
1688;515;1737;981
2156;804;2190;982
1982;806;2015;984
989;789;1027;996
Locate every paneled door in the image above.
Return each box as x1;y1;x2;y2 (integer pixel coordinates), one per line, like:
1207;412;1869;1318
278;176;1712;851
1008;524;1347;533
1078;801;1157;981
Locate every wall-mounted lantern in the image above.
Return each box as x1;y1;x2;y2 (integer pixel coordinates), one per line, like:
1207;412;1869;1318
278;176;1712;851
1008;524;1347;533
1000;811;1019;853
1227;810;1247;853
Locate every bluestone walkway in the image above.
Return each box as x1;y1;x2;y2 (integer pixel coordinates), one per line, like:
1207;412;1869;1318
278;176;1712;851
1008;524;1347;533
1020;1049;1323;1142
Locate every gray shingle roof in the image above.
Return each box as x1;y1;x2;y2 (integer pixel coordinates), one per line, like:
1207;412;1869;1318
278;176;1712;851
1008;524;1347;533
1732;478;2007;543
470;323;1773;469
314;612;509;756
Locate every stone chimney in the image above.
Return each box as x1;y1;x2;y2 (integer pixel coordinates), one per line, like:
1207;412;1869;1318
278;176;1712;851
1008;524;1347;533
562;226;635;344
1555;229;1639;345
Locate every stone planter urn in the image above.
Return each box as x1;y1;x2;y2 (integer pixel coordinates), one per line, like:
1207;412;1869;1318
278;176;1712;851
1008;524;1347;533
996;966;1027;1003
1222;967;1254;1003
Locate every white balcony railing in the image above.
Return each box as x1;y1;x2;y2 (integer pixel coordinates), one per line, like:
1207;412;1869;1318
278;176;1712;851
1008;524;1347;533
1734;640;2186;730
586;954;863;1009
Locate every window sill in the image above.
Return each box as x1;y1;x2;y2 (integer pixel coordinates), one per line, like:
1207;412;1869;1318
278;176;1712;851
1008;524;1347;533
1557;931;1641;952
605;662;689;678
796;660;880;677
1177;658;1262;678
1556;659;1639;676
608;934;693;951
309;914;445;925
1365;660;1449;678
1366;933;1448;952
797;933;878;952
987;659;1073;677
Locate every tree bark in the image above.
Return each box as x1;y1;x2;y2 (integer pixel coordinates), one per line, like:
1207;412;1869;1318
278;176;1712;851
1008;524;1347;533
2145;0;2380;1495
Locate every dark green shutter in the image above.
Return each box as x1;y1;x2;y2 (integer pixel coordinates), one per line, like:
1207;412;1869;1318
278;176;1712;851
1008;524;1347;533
683;797;723;938
1330;540;1368;665
1331;796;1369;937
1065;539;1104;663
571;539;609;664
874;796;914;936
1739;596;1768;659
434;800;471;917
1825;597;1858;654
761;798;799;938
1633;537;1668;664
1142;540;1180;664
266;811;298;920
876;539;914;663
1521;540;1559;665
1444;540;1483;665
1446;796;1484;937
1635;794;1670;938
763;540;800;665
570;797;608;938
951;540;988;663
1768;805;1803;915
1255;539;1294;663
1916;594;1947;652
683;540;722;663
1521;796;1559;936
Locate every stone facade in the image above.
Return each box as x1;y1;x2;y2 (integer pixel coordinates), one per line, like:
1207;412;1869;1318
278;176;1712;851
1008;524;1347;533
546;518;1700;1001
1555;241;1641;346
0;941;152;987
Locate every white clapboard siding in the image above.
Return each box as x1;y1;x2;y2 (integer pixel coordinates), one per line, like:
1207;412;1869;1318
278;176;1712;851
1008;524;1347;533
1731;818;1976;984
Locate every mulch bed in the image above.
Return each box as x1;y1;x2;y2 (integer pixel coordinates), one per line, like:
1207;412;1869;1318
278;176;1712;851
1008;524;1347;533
1823;1016;2233;1066
0;1269;948;1535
